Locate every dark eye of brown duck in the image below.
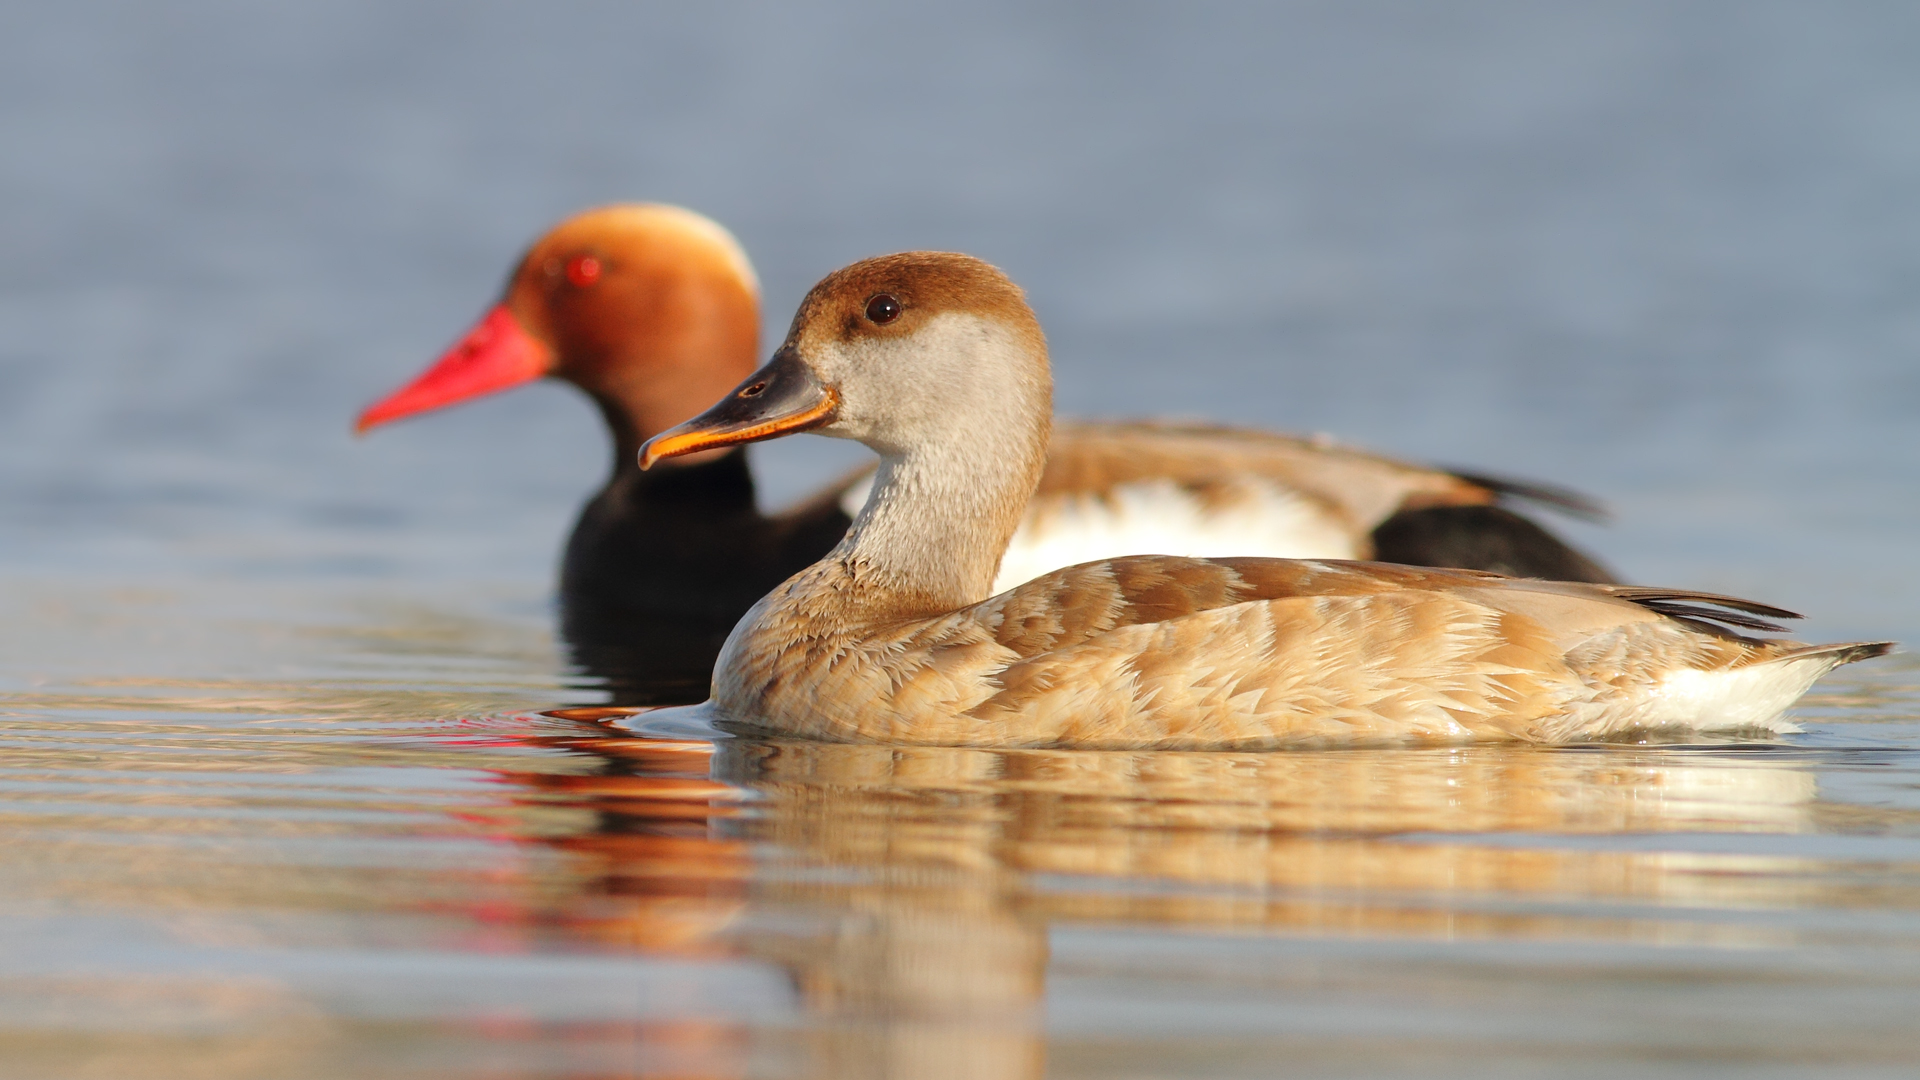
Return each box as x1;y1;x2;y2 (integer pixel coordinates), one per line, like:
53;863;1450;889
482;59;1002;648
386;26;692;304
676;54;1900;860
865;293;901;324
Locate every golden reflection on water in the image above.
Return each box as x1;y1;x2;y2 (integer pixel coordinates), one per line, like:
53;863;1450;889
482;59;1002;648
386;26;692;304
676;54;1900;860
493;717;1920;1078
3;602;1919;1078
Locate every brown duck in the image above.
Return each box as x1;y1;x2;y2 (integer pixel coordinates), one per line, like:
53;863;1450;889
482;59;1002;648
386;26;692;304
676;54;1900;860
640;252;1890;748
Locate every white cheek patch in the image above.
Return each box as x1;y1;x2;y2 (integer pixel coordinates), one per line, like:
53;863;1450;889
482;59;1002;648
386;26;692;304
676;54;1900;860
828;312;1030;444
990;478;1361;593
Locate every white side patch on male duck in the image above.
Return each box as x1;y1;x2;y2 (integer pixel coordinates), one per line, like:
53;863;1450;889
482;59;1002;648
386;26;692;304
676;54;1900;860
989;478;1360;593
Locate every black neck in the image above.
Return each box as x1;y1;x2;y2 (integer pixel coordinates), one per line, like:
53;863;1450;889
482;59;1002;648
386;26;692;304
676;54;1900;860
602;442;759;511
559;436;853;707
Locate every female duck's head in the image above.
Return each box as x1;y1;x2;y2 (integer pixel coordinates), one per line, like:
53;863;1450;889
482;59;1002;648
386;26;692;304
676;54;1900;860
640;251;1051;469
641;251;1053;611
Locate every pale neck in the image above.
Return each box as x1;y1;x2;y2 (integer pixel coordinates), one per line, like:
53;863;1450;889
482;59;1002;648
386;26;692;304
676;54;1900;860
830;415;1050;619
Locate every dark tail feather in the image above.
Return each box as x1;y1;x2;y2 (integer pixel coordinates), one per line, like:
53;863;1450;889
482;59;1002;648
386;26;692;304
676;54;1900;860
1781;640;1897;666
1446;469;1610;523
1602;586;1802;622
1371;505;1617;584
1626;602;1794;634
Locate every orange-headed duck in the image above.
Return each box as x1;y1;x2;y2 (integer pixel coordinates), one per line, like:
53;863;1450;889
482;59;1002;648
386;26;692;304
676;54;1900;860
358;206;850;701
639;252;1889;748
359;205;1610;702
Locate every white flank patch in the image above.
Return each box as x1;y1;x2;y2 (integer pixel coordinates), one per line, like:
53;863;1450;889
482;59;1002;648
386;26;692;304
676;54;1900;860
988;478;1360;593
1637;655;1838;735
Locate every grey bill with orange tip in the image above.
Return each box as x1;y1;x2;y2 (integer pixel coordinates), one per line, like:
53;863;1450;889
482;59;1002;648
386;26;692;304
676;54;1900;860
639;348;839;469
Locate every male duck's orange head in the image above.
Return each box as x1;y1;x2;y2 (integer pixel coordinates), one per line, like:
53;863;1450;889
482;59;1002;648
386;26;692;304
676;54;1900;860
356;204;762;455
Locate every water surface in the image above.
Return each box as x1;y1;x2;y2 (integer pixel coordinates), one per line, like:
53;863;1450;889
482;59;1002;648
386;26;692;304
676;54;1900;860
5;586;1918;1076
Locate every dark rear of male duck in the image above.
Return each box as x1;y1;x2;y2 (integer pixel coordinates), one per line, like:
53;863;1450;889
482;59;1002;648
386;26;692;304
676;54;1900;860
357;204;1614;703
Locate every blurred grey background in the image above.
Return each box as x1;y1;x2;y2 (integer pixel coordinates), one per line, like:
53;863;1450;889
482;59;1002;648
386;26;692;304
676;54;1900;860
1;0;1914;645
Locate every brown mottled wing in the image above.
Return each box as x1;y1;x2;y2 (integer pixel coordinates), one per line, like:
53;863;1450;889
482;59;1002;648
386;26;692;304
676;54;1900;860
961;557;1551;745
974;556;1495;659
958;556;1809;748
975;556;1800;660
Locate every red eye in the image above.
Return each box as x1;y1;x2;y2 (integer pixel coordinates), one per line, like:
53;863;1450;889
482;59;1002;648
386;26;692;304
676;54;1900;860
565;255;602;287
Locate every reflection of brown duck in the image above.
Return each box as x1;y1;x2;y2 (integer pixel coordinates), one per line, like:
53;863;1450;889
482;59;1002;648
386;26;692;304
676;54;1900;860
357;205;1614;703
491;719;1856;1078
642;252;1889;747
522;728;1834;938
519;736;750;958
712;736;1828;941
507;726;1047;1080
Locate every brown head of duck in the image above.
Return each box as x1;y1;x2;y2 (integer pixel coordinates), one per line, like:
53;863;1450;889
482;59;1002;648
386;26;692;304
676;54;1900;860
644;251;1052;620
357;204;761;467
